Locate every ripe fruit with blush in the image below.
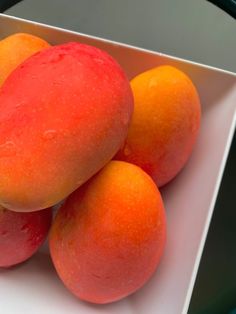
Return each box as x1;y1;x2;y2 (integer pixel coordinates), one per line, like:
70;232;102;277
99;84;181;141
0;206;52;268
0;42;133;211
115;65;201;186
49;161;166;304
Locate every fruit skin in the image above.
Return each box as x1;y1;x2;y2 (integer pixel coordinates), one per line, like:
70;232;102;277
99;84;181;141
115;65;201;187
0;42;133;211
49;161;166;304
0;206;52;267
0;33;50;86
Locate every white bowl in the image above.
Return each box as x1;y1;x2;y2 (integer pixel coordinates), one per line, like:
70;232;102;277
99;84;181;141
0;13;235;314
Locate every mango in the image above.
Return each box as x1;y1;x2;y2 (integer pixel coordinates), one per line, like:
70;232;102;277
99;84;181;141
115;65;201;186
0;33;50;86
49;161;166;304
0;206;52;267
0;42;133;211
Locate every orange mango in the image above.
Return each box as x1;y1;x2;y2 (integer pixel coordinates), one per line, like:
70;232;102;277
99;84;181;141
116;65;201;186
0;32;50;86
49;161;166;304
0;42;133;211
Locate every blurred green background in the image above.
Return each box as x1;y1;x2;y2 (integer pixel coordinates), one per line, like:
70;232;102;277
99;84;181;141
5;1;236;313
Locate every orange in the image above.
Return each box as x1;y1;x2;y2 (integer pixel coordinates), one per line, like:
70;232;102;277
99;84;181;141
115;65;201;186
49;161;166;304
0;32;50;86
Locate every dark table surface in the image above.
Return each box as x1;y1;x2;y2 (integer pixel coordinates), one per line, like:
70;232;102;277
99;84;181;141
4;1;236;313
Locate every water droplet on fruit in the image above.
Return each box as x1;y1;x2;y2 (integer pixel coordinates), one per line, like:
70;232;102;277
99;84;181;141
15;101;25;109
48;53;65;63
43;130;57;140
124;144;131;156
94;58;104;65
0;141;16;157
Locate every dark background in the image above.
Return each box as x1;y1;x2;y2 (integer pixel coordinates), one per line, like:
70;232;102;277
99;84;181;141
3;1;236;313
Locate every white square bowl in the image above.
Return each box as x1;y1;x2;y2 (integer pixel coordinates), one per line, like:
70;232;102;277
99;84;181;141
0;13;235;314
